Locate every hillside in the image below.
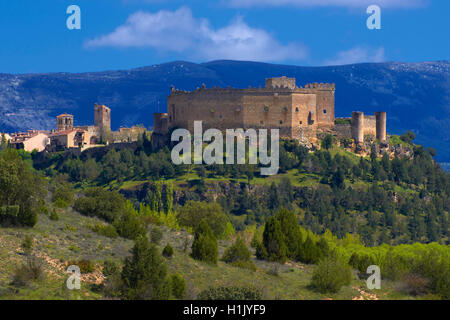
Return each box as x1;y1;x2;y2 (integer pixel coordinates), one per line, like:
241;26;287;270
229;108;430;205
0;60;449;161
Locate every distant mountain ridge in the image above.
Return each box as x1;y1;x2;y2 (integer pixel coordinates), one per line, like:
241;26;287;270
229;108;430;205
0;60;449;161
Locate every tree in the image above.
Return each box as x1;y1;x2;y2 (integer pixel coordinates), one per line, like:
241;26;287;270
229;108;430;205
275;208;302;258
191;219;218;264
262;217;287;263
121;236;171;300
177;201;229;238
321;134;334;150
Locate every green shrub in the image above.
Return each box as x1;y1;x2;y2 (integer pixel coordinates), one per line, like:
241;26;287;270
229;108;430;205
103;259;120;278
162;244;174;258
150;227;163;244
53;198;68;209
191;220;218;264
49;209;59;221
311;256;352;293
255;242;268;260
170;274;186;299
21;235;34;253
231;260;257;271
91;223;118;238
197;286;262;300
222;238;251;264
114;206;147;240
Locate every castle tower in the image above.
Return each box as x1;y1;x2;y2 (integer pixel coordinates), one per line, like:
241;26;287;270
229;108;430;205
56;114;74;132
94;104;111;131
153;113;169;135
375;111;387;142
352;111;364;144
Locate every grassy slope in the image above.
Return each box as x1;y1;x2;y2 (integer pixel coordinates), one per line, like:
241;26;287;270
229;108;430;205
0;207;414;300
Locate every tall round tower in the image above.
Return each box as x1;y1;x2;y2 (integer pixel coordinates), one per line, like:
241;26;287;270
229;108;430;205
352;111;364;144
56;114;74;132
375;112;387;142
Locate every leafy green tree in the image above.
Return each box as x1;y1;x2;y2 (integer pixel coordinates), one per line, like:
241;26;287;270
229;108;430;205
177;201;229;238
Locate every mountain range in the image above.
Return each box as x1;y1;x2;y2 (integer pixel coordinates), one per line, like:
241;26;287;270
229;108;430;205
0;60;448;162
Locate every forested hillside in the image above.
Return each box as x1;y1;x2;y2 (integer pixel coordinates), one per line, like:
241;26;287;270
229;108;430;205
0;132;448;300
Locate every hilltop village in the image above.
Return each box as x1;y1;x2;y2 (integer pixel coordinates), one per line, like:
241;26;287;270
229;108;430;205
3;76;392;157
3;104;146;153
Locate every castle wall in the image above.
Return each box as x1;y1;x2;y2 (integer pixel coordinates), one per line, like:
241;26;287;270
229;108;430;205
291;93;317;140
364;115;377;136
168;89;245;133
334;123;352;139
314;89;335;126
241;91;294;137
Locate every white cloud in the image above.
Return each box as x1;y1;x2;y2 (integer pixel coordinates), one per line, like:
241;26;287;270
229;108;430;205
228;0;427;9
85;7;308;62
323;46;386;66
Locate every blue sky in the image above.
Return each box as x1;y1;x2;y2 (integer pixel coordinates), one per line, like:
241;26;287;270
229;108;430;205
0;0;448;73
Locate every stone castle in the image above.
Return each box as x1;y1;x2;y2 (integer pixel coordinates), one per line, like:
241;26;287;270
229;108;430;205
153;76;387;149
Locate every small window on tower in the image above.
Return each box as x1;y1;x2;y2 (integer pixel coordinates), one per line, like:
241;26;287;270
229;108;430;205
323;109;327;114
299;121;303;125
295;107;299;112
280;120;283;125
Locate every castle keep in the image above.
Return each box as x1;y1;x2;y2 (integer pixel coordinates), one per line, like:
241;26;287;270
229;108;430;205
153;77;387;148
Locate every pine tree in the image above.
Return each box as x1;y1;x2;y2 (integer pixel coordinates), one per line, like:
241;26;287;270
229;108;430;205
191;219;218;264
262;217;287;263
121;236;171;300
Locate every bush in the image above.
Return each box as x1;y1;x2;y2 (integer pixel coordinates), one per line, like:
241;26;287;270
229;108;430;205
114;206;147;240
21;235;34;254
191;220;218;264
11;256;44;287
255;242;268;260
53;198;68;209
197;286;262;300
162;244;174;258
170;274;186;299
91;223;118;238
150;227;163;244
102;260;120;278
311;256;352;293
67;259;95;273
230;260;257;271
49;209;59;221
222;238;251;264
